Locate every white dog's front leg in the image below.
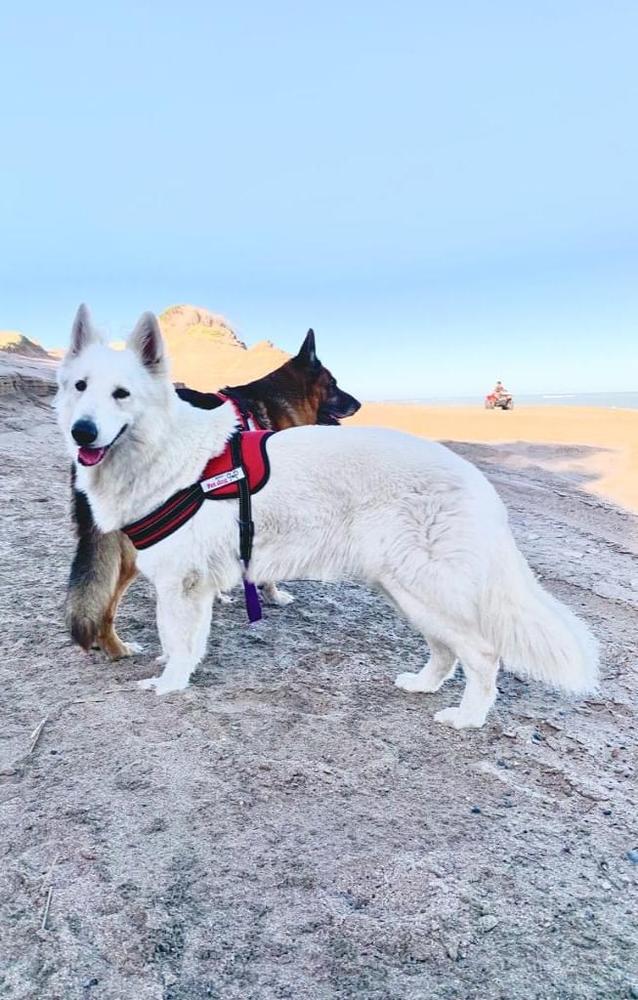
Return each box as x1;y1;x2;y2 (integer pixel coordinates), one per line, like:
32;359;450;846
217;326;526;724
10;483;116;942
139;583;213;695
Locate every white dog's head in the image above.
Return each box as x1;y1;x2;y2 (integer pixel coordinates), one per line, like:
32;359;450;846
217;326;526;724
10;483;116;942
56;305;173;468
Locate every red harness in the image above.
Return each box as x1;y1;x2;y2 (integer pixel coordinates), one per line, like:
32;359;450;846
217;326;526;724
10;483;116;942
122;393;273;621
122;430;273;551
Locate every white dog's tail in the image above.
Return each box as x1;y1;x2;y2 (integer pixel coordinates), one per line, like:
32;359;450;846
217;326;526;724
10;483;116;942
481;532;599;693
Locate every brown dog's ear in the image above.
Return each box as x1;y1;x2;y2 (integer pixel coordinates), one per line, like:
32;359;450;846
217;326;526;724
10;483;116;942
297;328;317;366
127;312;167;374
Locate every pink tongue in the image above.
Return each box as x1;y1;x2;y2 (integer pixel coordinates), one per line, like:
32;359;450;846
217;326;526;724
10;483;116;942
78;446;107;467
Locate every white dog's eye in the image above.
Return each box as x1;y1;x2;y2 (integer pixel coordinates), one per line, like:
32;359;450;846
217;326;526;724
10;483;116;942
113;387;130;400
75;379;87;391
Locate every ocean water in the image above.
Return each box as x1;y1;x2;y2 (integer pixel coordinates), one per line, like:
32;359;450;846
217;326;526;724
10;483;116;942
382;391;638;410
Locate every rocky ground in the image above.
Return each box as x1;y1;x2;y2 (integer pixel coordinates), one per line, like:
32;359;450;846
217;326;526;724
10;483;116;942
0;376;636;1000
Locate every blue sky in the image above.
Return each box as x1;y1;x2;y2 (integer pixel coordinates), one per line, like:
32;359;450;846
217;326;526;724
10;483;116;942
1;1;636;398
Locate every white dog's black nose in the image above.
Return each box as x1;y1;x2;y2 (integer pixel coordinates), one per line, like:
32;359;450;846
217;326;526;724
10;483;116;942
72;419;98;446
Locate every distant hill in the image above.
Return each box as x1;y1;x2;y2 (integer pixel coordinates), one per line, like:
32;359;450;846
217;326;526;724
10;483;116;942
158;305;290;390
159;305;246;349
0;331;52;360
0;307;294;392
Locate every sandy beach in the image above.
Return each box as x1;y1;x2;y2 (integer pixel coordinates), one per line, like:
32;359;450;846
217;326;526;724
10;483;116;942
352;403;638;513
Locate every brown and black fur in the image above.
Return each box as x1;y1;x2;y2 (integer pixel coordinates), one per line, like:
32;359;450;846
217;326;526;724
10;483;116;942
66;329;360;657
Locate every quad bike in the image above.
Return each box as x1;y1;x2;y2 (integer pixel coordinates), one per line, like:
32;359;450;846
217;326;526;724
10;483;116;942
485;392;513;410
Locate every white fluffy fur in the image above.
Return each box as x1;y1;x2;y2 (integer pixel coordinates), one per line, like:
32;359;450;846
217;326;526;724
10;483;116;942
56;309;600;728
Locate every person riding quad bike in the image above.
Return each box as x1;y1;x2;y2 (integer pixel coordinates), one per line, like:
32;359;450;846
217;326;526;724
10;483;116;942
485;380;514;410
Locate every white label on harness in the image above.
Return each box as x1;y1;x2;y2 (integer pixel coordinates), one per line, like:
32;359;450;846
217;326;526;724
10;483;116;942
201;467;245;493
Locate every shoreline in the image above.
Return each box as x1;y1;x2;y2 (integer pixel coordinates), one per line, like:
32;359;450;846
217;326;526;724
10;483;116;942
351;403;638;513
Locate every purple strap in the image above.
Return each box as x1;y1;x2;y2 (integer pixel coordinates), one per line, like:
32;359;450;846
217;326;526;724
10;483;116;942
243;579;262;623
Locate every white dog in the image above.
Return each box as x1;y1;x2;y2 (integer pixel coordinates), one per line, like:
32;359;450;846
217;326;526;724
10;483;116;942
56;307;599;728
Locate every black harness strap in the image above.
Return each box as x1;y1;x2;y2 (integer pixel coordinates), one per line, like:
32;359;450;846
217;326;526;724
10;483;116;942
230;432;255;568
230;432;262;622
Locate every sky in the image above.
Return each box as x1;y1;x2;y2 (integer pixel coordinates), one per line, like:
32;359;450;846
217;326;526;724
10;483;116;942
1;1;637;399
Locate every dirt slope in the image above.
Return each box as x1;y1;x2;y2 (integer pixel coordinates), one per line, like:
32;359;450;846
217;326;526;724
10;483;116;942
0;380;636;1000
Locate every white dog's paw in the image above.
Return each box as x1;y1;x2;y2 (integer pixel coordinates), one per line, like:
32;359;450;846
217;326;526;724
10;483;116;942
434;707;484;730
153;677;189;695
216;591;234;605
395;671;438;694
138;676;159;691
138;674;189;695
262;585;294;607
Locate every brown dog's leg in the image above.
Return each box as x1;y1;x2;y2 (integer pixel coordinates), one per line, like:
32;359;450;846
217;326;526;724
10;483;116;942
67;477;139;658
96;534;139;659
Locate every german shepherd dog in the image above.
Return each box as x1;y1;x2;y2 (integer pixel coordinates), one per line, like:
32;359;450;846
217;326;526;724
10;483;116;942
66;328;360;658
56;309;598;728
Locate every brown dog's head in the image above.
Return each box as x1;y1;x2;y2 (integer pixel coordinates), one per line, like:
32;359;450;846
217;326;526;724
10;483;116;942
292;329;361;425
224;329;361;430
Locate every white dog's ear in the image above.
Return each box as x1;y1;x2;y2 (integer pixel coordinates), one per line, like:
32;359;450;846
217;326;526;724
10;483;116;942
69;303;99;355
127;312;166;373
